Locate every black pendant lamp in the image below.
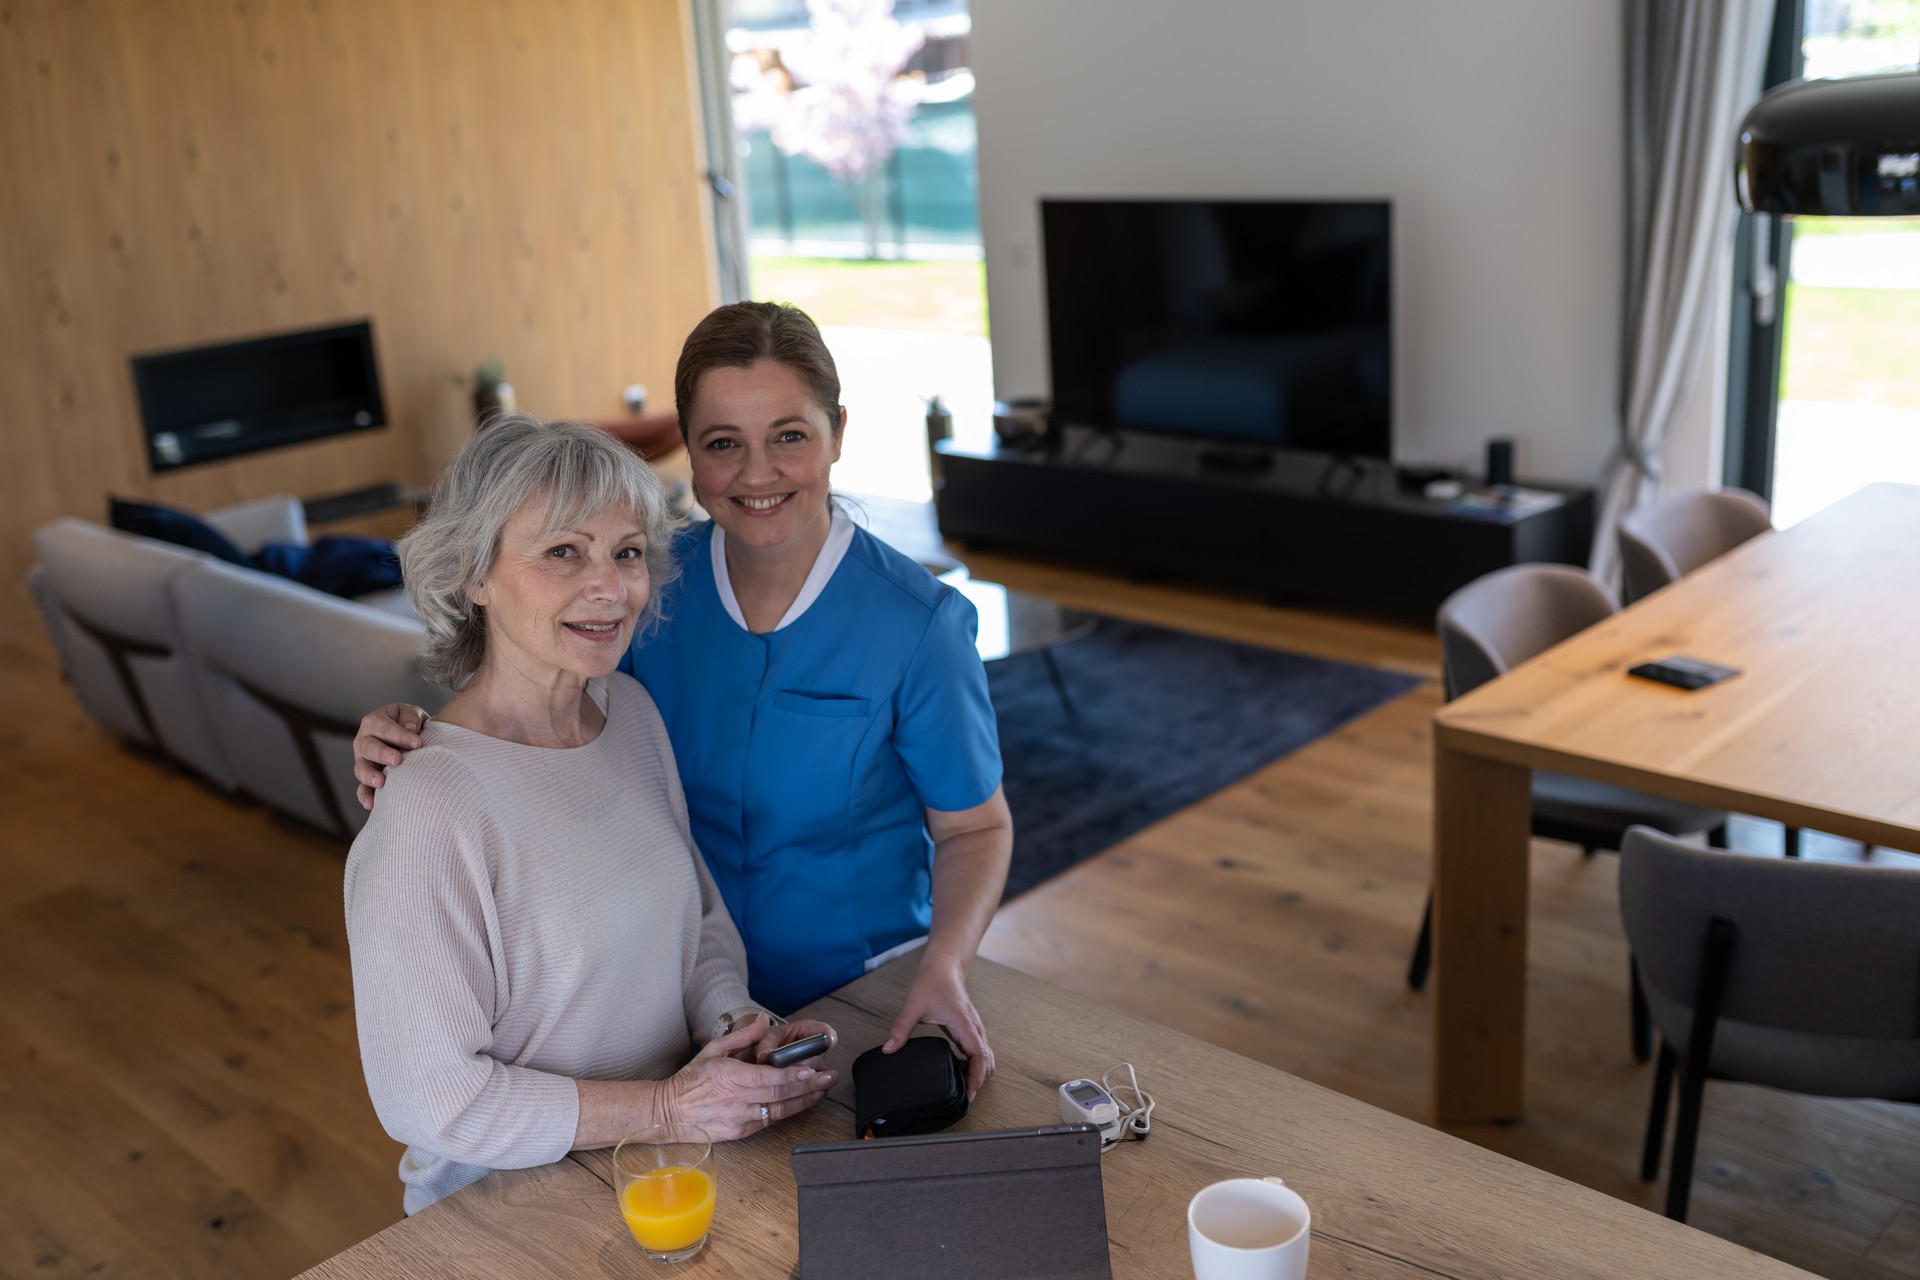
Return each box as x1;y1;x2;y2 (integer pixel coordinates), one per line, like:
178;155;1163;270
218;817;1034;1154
1736;70;1920;216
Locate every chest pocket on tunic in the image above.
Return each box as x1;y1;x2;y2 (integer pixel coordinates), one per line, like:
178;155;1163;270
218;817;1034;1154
758;691;874;850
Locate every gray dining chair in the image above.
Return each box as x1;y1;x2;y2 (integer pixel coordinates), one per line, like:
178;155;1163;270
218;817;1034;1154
1616;488;1807;859
1409;564;1728;1063
1620;826;1920;1223
1617;487;1772;607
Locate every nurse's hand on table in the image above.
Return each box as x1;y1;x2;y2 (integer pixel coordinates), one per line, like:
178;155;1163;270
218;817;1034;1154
666;1017;835;1141
353;702;429;809
884;959;995;1099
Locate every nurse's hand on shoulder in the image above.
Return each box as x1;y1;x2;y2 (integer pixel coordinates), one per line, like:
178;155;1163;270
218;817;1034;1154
884;959;995;1100
352;702;430;809
666;1016;835;1140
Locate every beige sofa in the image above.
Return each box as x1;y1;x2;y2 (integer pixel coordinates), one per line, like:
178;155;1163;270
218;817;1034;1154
29;497;447;836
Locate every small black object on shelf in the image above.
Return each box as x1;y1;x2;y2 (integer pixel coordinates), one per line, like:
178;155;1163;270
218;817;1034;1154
1485;438;1515;489
925;394;953;483
991;397;1054;454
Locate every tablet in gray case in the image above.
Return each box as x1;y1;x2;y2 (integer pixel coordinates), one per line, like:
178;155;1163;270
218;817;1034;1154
790;1124;1112;1280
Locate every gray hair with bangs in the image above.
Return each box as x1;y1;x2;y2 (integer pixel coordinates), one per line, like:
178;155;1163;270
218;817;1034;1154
400;412;677;687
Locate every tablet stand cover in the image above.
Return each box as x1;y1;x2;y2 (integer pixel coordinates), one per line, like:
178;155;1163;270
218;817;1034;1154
790;1125;1112;1279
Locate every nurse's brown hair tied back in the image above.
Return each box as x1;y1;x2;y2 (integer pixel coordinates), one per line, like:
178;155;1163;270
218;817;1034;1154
673;301;843;438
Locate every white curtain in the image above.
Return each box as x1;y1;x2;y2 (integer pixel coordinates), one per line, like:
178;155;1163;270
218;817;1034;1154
1592;0;1772;586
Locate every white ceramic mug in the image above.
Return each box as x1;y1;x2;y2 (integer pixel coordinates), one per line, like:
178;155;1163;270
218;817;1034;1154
1187;1176;1311;1280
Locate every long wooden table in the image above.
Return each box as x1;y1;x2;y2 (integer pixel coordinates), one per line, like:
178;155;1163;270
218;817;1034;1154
1431;482;1920;1125
301;957;1808;1278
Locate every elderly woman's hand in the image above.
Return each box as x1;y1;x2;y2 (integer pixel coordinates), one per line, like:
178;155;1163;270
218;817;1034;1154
665;1017;835;1140
739;1017;837;1067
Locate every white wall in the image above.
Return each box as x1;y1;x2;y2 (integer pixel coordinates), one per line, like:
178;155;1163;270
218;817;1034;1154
969;0;1625;485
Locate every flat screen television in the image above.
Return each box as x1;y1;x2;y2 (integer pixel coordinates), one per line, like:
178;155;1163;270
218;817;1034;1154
131;320;387;472
1042;199;1391;459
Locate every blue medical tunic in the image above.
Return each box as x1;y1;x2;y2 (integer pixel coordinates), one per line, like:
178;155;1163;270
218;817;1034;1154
620;520;1002;1013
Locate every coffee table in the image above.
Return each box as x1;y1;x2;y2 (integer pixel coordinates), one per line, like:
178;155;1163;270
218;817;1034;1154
943;568;1098;722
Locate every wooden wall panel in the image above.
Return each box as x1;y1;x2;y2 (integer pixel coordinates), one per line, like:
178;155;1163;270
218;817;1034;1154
0;0;716;647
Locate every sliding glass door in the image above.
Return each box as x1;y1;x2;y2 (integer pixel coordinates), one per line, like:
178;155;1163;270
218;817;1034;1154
694;0;989;505
1728;0;1920;527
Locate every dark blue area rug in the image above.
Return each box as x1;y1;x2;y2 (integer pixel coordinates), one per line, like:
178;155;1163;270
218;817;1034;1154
987;618;1420;901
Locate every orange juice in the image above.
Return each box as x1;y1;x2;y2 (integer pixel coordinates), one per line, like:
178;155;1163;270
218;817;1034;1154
620;1164;715;1253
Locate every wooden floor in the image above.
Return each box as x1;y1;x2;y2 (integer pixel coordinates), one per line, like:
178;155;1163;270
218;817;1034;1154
4;549;1918;1278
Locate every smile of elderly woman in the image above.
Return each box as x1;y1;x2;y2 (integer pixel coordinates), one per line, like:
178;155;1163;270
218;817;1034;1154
344;414;833;1216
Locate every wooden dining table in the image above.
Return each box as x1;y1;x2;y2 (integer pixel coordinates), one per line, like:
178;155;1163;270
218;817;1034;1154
300;956;1809;1278
1430;482;1920;1125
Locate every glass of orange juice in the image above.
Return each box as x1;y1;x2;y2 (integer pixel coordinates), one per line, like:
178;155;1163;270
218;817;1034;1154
612;1124;717;1262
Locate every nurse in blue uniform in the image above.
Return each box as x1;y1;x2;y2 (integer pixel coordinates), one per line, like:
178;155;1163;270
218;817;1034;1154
355;303;1012;1095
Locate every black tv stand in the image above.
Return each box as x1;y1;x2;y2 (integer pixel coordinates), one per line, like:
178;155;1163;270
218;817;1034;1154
934;428;1593;618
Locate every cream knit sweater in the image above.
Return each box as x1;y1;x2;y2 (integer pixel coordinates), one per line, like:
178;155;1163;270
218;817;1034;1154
344;674;752;1215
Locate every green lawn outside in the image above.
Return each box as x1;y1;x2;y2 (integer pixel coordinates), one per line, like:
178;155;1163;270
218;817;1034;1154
1791;219;1920;239
747;256;988;338
1780;284;1920;408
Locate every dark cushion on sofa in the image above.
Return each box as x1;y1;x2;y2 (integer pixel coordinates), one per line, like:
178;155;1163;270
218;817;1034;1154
108;497;251;567
254;536;402;598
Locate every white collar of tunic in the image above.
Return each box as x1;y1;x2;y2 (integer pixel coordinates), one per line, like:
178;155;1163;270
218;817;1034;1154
710;501;854;634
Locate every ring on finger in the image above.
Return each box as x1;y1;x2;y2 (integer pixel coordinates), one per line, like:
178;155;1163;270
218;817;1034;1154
759;1103;771;1127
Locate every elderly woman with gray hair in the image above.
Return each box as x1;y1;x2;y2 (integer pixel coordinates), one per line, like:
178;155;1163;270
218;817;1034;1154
344;413;834;1216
